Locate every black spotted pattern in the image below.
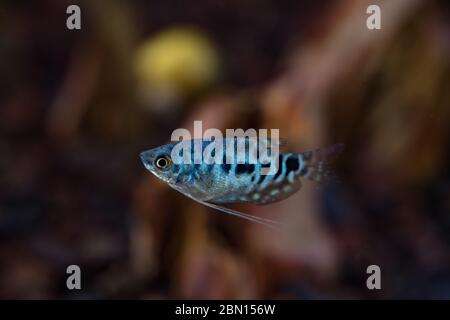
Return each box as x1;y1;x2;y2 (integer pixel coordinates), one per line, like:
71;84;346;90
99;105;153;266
285;155;300;174
221;163;232;173
256;171;266;184
235;164;246;174
236;163;255;175
273;154;284;180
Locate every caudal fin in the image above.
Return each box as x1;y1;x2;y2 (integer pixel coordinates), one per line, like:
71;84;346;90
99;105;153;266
299;143;344;183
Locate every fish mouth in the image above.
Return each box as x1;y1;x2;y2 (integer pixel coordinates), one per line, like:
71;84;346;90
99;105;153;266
139;151;154;171
139;151;146;163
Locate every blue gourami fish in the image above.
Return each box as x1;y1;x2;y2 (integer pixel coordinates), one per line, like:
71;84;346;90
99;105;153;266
140;138;343;228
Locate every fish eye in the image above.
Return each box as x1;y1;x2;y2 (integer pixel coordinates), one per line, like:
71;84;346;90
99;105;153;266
154;155;172;170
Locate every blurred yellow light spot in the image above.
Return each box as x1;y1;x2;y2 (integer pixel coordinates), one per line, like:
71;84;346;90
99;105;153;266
134;27;219;106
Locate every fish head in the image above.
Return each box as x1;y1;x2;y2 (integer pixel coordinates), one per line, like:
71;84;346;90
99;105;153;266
140;144;177;183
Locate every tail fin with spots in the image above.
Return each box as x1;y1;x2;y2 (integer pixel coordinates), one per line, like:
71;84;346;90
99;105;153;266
299;143;344;183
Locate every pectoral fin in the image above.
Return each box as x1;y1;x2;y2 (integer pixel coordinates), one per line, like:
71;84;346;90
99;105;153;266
184;193;280;229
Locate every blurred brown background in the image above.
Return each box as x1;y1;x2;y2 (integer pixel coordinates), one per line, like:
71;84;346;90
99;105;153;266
0;0;449;299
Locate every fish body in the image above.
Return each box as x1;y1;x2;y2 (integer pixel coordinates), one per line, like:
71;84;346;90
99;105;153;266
141;138;340;203
140;138;342;227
